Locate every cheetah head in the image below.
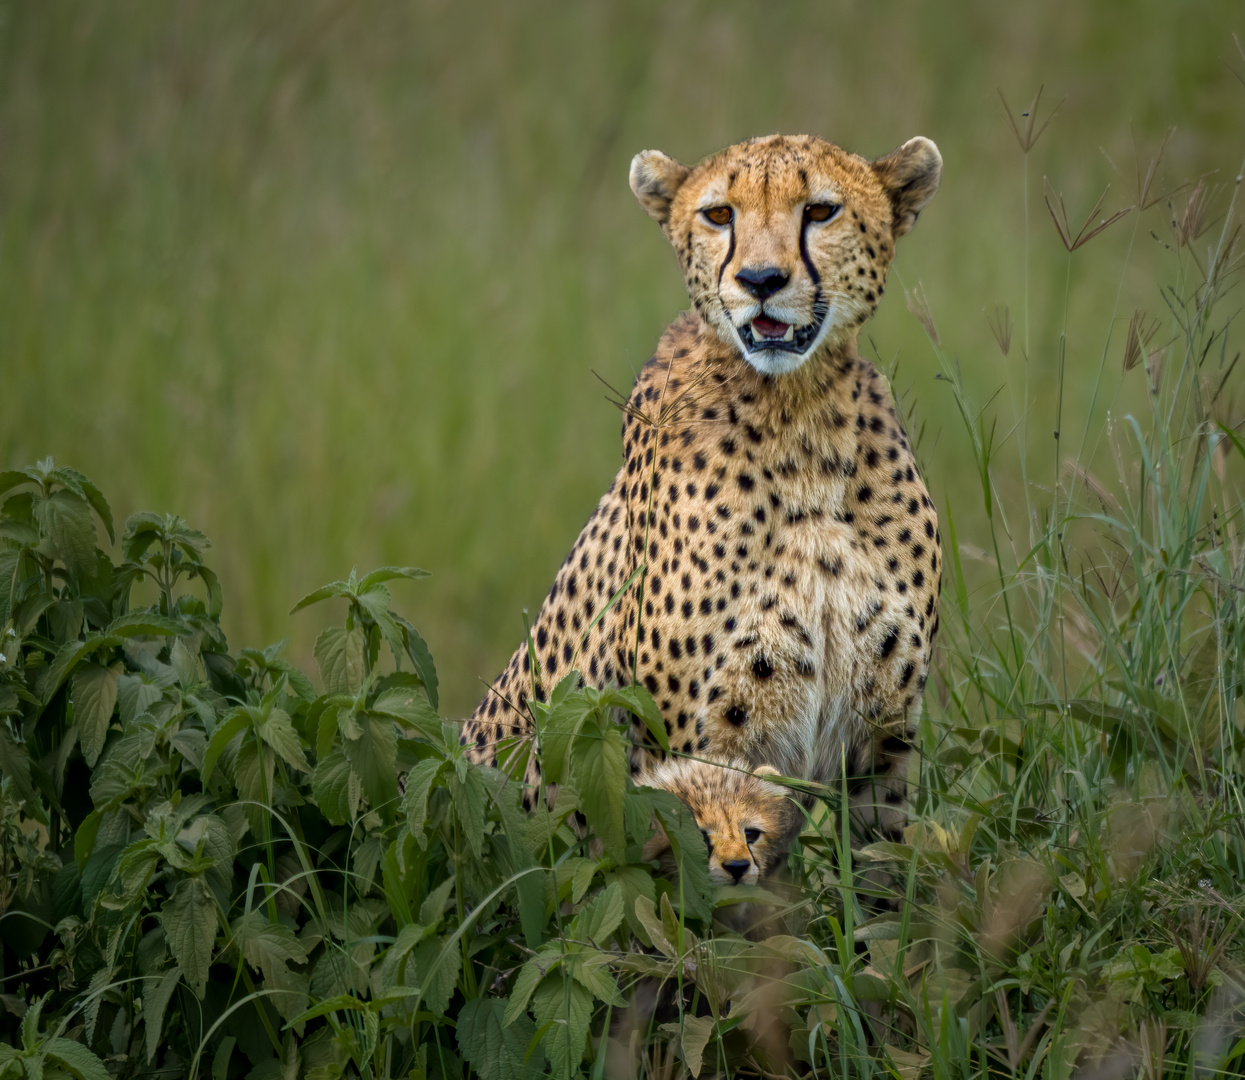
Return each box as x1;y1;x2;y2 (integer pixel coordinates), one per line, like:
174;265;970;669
630;134;941;376
640;761;801;888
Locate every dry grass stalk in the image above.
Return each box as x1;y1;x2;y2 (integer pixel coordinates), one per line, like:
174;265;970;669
985;304;1012;355
1122;308;1160;371
1062;458;1119;512
1130;125;1188;211
1166;892;1243;994
1136;1017;1168;1080
995;991;1054;1071
1043;178;1133;252
997;85;1064;154
1170;178;1218;248
905;282;939;345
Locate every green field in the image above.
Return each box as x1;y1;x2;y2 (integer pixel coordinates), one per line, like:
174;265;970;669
3;0;1242;717
3;5;1245;1077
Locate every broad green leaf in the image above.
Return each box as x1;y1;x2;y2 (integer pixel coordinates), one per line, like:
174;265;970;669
600;684;669;752
48;599;84;643
0;470;35;500
314;624;366;696
232;910;310;984
355;582;391;623
633;895;676;959
400;757;445;845
106;610;190;638
143;968;182;1063
674;1014;715;1077
37;488;97;582
170;637;205;689
456;997;545;1080
568;950;625;1007
449;763;487;858
411;934;461;1017
201;708;251;785
121;511;165;562
53;467;114;544
0;726;38;808
655;793;714;923
607;865;657;944
389;922;435;979
89;731;157;807
419;877;456;928
194;564;224;620
13;589;58;636
311;751;356;825
162;876;217;997
531;974;593;1077
352;831;386;892
40;632;123;708
114;839;161;899
574;726;629;861
116;672;163;725
344;717;398;814
394;614;439;710
504;956;554;1027
74;811;103;869
232;740;275;834
358;566;430;590
259;708;308;774
44;1038;112;1080
289;581;348;613
177;814;235;890
371;681;442;740
570;880;624;948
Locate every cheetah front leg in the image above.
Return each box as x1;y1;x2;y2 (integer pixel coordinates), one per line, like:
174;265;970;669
844;714;915;914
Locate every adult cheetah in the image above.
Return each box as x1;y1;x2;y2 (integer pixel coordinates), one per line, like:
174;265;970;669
463;133;943;851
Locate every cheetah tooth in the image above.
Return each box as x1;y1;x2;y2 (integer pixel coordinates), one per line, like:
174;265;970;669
782;324;795;342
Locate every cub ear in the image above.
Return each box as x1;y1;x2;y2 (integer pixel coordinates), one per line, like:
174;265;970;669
872;136;942;238
753;765;781;779
629;150;691;228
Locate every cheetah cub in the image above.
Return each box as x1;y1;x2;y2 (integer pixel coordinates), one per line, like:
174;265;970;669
637;757;800;917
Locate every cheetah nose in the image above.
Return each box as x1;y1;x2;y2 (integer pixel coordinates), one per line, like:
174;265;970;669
734;266;789;300
722;859;751;883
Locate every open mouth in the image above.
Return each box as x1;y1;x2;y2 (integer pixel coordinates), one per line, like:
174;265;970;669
740;308;825;354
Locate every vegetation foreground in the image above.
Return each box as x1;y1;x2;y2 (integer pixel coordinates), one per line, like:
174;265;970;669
3;103;1245;1080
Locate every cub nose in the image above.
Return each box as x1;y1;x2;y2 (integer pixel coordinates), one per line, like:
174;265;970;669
722;859;751;883
734;266;789;300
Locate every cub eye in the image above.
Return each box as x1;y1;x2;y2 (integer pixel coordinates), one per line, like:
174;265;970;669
702;206;733;226
805;202;841;223
744;827;762;845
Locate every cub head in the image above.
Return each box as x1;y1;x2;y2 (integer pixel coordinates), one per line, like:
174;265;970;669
639;759;801;888
630;133;941;376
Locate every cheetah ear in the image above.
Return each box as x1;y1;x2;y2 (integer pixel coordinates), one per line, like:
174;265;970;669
630;150;691;228
872;137;942;238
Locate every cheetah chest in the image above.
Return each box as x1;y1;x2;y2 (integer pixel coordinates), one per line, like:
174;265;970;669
626;406;935;786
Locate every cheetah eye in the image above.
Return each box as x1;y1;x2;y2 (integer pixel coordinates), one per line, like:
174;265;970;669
804;202;841;223
744;827;762;845
701;206;733;227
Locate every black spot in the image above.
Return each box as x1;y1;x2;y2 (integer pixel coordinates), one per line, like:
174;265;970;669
879;625;899;658
752;656;773;679
726;705;748;726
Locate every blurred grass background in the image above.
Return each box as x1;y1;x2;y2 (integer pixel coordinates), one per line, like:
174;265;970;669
2;0;1241;717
